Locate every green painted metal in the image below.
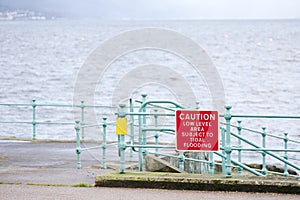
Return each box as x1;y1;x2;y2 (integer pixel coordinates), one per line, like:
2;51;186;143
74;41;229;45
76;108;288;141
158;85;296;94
230;131;300;171
117;104;127;173
230;147;300;152
237;120;242;175
102;117;107;169
0;99;116;139
261;127;267;175
223;122;300;144
136;98;185;171
81;101;85;140
283;132;289;177
71;100;299;177
32;99;36;140
75;121;81;169
209;152;214;174
119;134;126;173
220;114;300;119
214;151;264;176
178;151;185;171
154;109;159;156
221;128;226;175
1;98;300;178
224;105;232;177
129;99;134;162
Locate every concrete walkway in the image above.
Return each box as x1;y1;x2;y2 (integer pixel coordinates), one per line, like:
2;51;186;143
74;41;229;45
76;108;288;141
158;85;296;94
0;139;299;197
0;140;115;185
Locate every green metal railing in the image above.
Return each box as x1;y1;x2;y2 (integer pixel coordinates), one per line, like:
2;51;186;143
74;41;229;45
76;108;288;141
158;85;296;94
98;96;300;177
219;106;300;177
0;99;115;140
1;97;299;178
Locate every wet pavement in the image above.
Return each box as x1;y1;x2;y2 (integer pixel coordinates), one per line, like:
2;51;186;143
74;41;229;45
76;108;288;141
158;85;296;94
0;140;117;185
0;139;299;199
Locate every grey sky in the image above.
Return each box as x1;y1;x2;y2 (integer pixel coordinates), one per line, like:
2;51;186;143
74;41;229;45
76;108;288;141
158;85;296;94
1;0;299;19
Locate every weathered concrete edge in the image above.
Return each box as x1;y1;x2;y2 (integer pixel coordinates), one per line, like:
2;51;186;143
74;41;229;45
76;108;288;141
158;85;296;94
95;172;300;194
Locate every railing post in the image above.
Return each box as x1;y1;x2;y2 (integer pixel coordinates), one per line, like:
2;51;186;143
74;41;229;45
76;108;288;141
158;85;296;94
32;99;37;140
154;109;159;156
138;93;147;171
224;105;232;177
261;127;267;175
237;120;242;175
129;99;134;162
221;128;226;175
283;132;289;177
119;134;126;173
196;101;200;109
178;151;185;171
141;93;147;146
75;121;81;169
209;152;214;174
117;104;127;173
80;100;85;140
102;116;107;169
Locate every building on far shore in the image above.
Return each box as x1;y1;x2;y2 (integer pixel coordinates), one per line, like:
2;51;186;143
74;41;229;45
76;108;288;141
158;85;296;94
0;7;55;20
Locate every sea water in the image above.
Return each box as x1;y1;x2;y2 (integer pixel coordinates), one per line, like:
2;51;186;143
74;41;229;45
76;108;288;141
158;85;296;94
0;19;299;165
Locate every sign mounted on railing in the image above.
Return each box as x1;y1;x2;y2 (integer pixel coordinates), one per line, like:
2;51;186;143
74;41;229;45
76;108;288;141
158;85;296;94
116;118;127;135
176;110;219;151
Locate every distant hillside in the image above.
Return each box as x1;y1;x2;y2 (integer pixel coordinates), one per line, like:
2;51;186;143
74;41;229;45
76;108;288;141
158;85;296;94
0;6;56;20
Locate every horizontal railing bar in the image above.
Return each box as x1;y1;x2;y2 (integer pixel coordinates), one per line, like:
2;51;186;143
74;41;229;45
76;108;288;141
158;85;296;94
36;122;74;125
147;151;212;164
0;121;32;124
0;103;32;106
255;168;299;178
220;123;300;144
81;121;115;128
214;151;263;176
219;114;300;119
224;123;284;139
135;100;177;111
126;144;175;149
141;128;175;132
73;105;116;108
230;131;300;171
229;147;300;152
0;103;117;108
81;145;102;151
1;121;78;125
126;112;175;116
147;152;178;159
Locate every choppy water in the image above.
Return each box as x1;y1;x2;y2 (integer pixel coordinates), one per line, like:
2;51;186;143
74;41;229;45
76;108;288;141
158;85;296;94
0;19;299;166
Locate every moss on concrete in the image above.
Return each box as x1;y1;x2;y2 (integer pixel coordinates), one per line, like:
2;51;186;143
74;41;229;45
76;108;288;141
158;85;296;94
95;171;300;194
72;183;93;187
26;183;68;187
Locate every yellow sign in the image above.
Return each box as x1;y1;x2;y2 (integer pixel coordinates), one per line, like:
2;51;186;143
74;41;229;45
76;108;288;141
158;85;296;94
116;118;127;135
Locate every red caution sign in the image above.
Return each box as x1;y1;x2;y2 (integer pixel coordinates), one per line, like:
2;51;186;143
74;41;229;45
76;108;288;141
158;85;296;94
176;110;219;151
